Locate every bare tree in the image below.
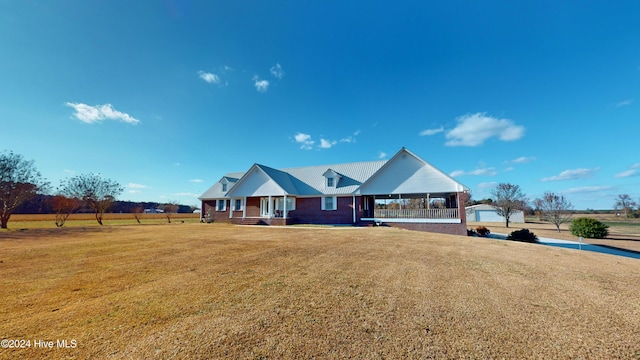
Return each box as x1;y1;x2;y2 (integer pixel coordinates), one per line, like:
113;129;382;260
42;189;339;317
160;201;180;223
0;151;48;229
50;195;82;227
132;205;144;224
614;194;637;218
60;173;123;225
491;183;527;228
534;192;573;232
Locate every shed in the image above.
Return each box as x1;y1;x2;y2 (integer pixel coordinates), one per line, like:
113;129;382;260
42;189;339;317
465;204;525;223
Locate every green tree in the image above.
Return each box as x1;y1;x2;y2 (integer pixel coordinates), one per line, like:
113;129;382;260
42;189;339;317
0;151;48;229
491;183;527;228
60;173;123;225
570;218;609;239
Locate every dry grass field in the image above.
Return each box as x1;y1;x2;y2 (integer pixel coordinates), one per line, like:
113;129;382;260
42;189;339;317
1;223;639;359
6;213;201;229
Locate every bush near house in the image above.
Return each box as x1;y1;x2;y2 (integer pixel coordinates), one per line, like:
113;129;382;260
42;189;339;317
570;217;609;239
475;226;490;237
506;229;539;243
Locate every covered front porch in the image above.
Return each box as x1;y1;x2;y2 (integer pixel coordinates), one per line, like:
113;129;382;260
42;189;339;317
228;195;297;225
359;192;465;224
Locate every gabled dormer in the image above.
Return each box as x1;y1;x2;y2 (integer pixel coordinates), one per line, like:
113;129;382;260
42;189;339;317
220;178;229;193
322;169;342;189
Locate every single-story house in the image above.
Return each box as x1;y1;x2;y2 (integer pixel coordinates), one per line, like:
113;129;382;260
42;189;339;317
198;148;470;235
465;204;525;223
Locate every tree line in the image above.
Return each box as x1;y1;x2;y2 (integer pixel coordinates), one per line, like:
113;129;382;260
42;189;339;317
1;151;195;229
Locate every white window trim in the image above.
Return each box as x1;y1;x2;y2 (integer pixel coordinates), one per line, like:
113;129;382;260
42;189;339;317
327;177;335;188
322;196;337;211
216;199;227;211
234;198;243;211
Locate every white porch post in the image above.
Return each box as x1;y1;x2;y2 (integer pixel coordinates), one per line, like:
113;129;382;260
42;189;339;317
268;195;273;218
283;195;288;219
229;198;233;218
427;194;430;209
352;195;356;223
243;197;247;219
399;194;402;209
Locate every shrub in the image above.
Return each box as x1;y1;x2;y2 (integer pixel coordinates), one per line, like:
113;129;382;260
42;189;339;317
570;217;609;239
506;228;539;243
475;226;490;237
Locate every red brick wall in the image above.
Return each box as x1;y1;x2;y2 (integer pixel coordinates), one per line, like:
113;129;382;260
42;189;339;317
202;200;231;222
245;197;260;217
291;196;355;224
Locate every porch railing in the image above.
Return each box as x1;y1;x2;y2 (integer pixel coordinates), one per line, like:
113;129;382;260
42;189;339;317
374;208;459;219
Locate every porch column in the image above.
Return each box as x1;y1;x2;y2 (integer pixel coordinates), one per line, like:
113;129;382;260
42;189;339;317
243;197;247;219
283;195;288;219
427;194;430;209
229;198;233;218
268;195;273;218
352;195;356;223
399;194;402;209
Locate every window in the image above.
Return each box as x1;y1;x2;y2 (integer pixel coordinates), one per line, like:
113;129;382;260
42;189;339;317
327;177;334;187
322;196;337;211
222;183;227;192
216;199;226;211
234;199;242;211
276;197;296;211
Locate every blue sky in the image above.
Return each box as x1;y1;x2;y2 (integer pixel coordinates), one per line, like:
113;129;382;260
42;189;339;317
1;1;638;209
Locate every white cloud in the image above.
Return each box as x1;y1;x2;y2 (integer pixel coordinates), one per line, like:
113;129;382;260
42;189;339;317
126;183;147;189
198;70;221;84
173;192;199;197
270;63;285;79
564;186;616;194
66;103;140;125
340;130;360;143
477;182;498;189
378;151;387;159
189;179;204;183
253;75;269;92
449;167;497;177
633;163;640;169
615;99;633;108
445;113;524;147
319;138;337;149
614;170;637;178
506;156;535;164
541;168;599;182
294;132;314;150
419;126;444;136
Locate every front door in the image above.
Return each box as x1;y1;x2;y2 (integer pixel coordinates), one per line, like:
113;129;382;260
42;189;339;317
260;198;270;217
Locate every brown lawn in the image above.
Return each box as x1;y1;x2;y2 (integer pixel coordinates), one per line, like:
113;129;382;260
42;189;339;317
1;224;639;359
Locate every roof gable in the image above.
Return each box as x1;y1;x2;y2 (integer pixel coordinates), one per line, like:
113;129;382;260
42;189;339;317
226;164;296;197
358;148;469;195
198;172;245;200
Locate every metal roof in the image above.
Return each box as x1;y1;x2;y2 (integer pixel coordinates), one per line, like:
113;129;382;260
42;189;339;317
199;148;468;199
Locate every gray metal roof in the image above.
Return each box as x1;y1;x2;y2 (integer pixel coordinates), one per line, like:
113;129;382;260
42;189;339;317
198;148;468;199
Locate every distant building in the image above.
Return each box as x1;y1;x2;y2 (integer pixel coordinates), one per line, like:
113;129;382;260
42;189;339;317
465;204;525;223
144;208;164;214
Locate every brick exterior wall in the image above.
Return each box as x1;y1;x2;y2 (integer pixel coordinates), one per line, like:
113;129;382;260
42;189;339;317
202;200;231;222
289;196;355;225
203;191;467;236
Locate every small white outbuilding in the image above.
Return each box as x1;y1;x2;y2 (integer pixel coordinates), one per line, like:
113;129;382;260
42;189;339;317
465;204;525;223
